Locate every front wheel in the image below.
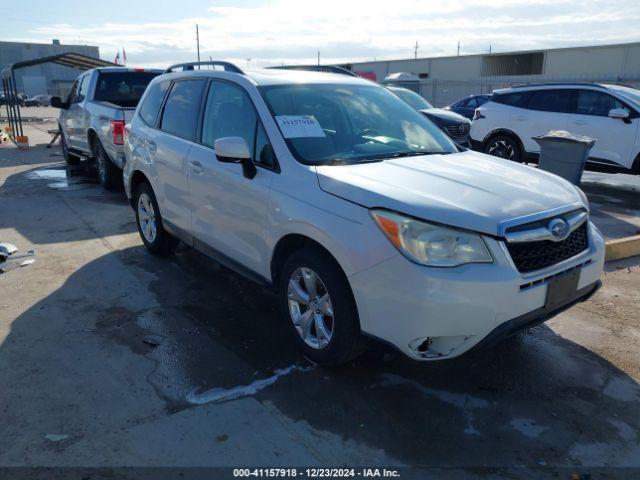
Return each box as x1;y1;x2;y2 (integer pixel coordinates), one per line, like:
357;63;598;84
483;134;522;163
134;182;178;256
280;247;363;366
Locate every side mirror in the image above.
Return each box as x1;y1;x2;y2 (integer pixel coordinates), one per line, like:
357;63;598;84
50;96;65;109
608;108;629;120
214;136;257;179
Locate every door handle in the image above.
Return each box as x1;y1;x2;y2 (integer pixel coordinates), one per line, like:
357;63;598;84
572;120;587;125
189;160;204;174
514;115;527;121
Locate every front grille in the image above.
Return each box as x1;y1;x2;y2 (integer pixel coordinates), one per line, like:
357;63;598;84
506;222;589;273
444;124;470;139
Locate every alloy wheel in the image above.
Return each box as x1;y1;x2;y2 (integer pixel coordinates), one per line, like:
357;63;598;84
137;193;157;243
487;140;515;160
287;267;334;349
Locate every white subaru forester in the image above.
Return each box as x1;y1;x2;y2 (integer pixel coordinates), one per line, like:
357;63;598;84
123;62;604;366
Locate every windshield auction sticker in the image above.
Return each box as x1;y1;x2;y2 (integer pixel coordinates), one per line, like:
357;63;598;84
275;115;326;138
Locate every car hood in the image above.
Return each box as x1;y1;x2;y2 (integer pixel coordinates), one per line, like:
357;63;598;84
315;150;583;236
419;108;470;125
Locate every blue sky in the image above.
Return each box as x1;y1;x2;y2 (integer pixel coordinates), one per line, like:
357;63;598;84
4;0;640;68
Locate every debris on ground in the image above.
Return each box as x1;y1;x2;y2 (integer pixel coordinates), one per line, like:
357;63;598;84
0;242;36;273
44;434;68;442
142;334;164;347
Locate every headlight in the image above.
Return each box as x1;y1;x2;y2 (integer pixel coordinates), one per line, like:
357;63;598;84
371;209;493;267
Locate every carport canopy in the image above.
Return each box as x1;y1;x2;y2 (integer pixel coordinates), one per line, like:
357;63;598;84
1;52;117;139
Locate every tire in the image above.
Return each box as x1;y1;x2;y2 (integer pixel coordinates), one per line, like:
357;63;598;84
93;138;122;190
60;130;80;165
134;182;178;256
483;133;523;163
279;247;363;366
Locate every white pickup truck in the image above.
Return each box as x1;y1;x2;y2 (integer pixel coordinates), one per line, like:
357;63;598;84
51;67;161;189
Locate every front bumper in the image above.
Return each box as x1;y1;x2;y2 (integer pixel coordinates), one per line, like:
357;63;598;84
348;222;605;361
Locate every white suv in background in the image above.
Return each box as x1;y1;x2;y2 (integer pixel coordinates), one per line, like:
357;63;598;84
123;63;604;366
470;83;640;173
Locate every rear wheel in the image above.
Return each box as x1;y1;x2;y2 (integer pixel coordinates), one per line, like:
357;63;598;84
280;247;363;366
93;138;121;190
134;182;178;256
483;133;522;163
60;130;80;165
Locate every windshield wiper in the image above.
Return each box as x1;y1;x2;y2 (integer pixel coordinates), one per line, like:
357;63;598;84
386;150;446;158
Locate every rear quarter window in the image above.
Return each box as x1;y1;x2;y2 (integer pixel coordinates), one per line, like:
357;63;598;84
138;80;170;127
491;91;530;108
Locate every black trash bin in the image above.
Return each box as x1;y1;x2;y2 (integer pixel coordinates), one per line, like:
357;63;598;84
533;130;596;185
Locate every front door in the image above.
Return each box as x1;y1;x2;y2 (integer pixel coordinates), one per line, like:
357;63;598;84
568;89;639;169
188;80;277;277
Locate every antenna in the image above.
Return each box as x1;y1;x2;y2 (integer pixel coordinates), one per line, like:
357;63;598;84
414;41;419;59
196;24;201;69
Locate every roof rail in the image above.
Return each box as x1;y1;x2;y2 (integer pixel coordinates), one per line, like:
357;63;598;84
509;82;606;89
268;65;359;77
164;61;244;74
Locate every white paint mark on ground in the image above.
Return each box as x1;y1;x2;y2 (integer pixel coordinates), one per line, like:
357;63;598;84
45;434;68;442
609;419;636;441
186;365;311;405
378;374;488;436
604;376;639;402
510;418;548;439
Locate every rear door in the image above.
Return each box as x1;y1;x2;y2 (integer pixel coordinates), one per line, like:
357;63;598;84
187;79;278;275
154;78;207;232
514;89;572;153
567;89;638;168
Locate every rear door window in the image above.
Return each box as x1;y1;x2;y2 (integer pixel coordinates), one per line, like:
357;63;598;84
526;89;571;113
159;79;207;141
139;80;170;127
93;71;160;107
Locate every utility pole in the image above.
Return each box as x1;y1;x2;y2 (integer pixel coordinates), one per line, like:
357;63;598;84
317;51;320;66
457;41;460;56
196;24;201;68
489;44;492;54
414;41;419;59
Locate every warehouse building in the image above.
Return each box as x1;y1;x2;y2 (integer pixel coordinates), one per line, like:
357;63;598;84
344;42;640;107
0;40;100;97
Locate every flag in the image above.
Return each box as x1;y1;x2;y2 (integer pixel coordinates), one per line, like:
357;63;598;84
114;52;120;65
123;49;127;65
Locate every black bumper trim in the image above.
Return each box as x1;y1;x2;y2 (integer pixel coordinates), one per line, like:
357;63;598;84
470;280;601;352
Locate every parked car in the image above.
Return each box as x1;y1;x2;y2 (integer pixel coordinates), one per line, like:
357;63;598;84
470;83;640;173
123;63;604;366
387;86;472;146
25;94;52;107
445;94;491;119
51;67;161;188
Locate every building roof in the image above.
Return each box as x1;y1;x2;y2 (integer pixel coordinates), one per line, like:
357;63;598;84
2;52;116;78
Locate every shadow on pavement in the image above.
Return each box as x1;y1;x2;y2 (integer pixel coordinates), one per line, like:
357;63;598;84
2;242;639;469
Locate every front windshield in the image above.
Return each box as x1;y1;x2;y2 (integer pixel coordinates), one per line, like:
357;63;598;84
390;87;434;110
609;85;640;106
260;83;456;165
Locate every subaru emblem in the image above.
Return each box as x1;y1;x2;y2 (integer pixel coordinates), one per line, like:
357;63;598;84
548;218;569;239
